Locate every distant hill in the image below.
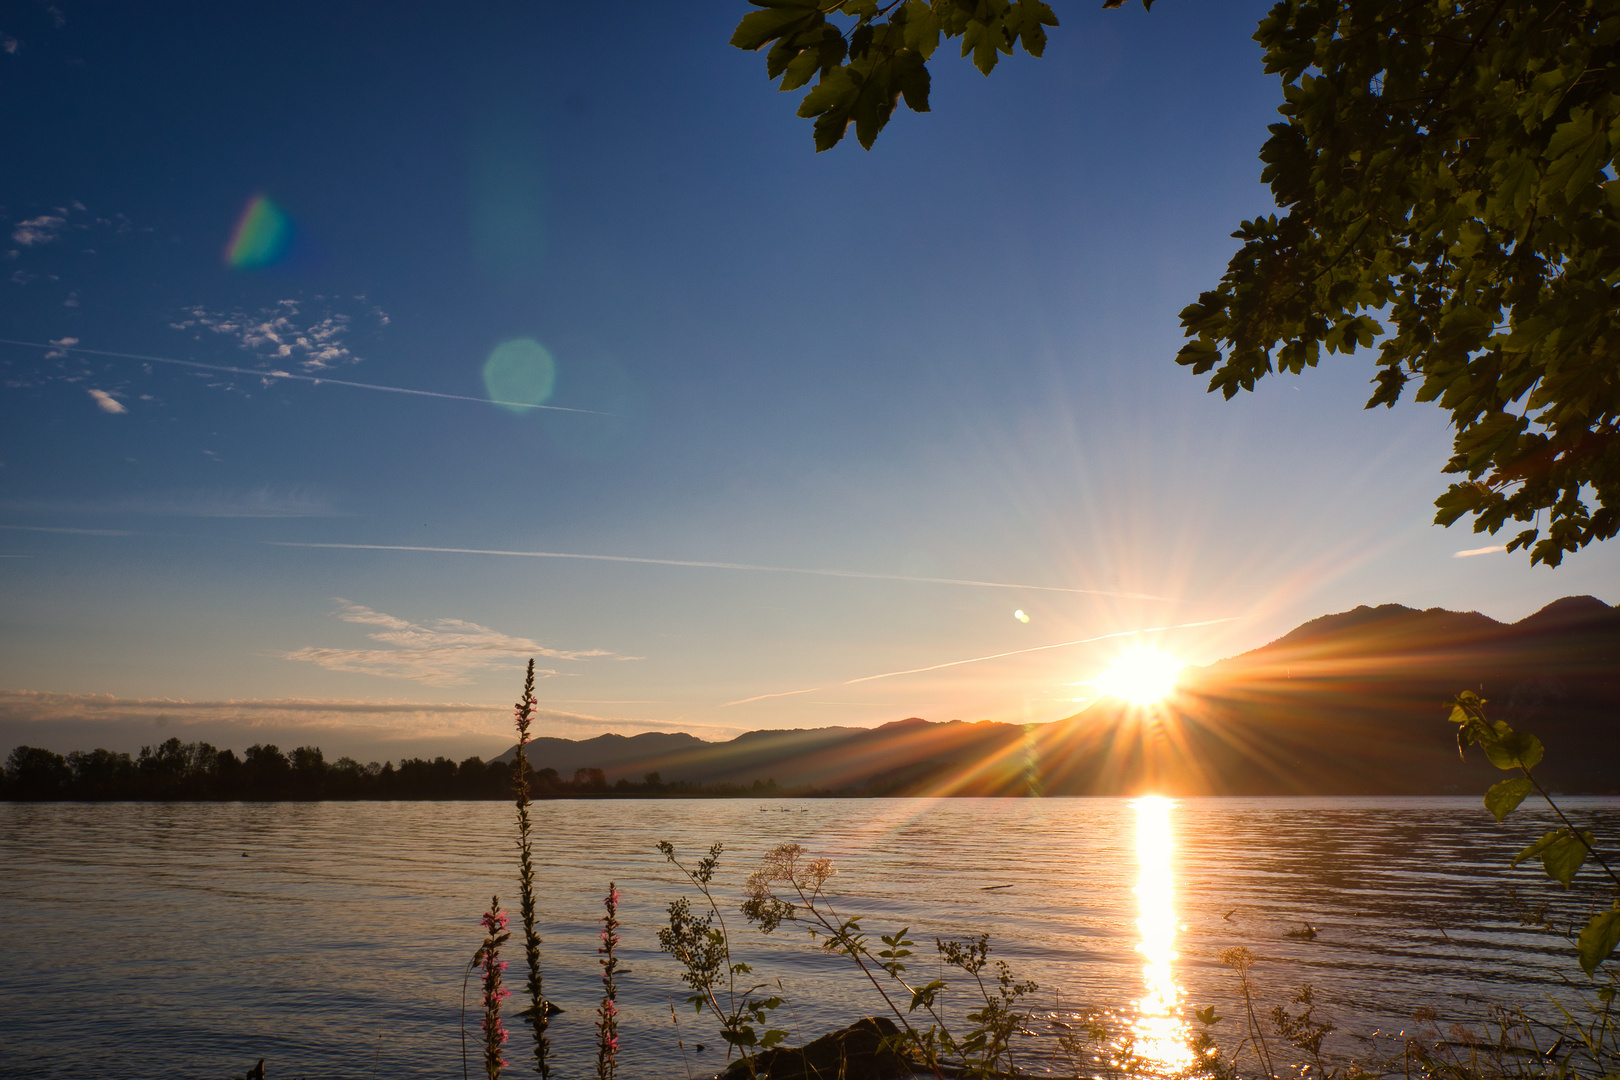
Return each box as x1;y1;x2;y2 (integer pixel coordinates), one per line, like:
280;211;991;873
501;597;1619;796
1048;594;1620;795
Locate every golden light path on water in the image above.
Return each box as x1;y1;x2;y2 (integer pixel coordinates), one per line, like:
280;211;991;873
1133;795;1195;1072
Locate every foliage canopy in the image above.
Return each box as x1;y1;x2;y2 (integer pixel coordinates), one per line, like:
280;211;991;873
732;0;1620;565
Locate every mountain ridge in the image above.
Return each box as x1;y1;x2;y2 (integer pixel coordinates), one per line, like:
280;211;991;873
502;596;1618;796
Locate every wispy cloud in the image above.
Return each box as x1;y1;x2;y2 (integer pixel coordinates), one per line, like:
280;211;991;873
171;298;386;371
44;335;77;359
840;617;1244;685
723;616;1247;705
0;337;604;414
5;202;128;260
266;542;1171;599
1453;545;1505;558
283;600;623;685
87;388;126;414
0;524;133;535
0;688;736;754
12;214;65;246
0;486;343;519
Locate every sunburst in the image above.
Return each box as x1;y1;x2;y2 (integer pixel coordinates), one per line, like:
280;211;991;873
1093;646;1185;706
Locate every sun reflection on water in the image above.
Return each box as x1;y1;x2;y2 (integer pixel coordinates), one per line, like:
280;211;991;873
1133;795;1194;1073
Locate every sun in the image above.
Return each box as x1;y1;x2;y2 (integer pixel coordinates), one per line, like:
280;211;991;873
1093;646;1186;706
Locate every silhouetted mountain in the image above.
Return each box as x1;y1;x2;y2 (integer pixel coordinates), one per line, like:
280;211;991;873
491;731;711;777
1049;595;1620;795
495;597;1618;796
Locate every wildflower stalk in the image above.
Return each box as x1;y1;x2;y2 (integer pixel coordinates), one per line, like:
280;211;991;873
1219;946;1275;1080
480;896;512;1080
596;882;622;1080
513;659;550;1077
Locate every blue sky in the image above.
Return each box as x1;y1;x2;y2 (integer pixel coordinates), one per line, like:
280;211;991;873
3;1;1615;761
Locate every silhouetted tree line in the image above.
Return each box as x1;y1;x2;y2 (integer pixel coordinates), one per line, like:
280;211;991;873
1;739;785;801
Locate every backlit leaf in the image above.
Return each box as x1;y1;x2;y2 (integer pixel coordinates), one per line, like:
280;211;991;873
732;2;822;52
1483;777;1533;822
1576;905;1620;977
1482;725;1543;771
1516;828;1593;888
1512;830;1561;867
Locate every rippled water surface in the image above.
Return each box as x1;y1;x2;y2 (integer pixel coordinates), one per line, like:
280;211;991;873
2;797;1616;1079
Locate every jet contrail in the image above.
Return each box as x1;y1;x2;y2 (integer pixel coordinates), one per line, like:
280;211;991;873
724;687;822;707
0;524;134;535
265;541;1173;600
840;616;1245;685
0;337;609;415
720;616;1246;705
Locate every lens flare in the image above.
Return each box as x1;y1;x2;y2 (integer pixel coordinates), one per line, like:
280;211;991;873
225;195;293;269
1095;646;1184;705
1014;609;1030;623
482;338;557;414
1133;795;1193;1072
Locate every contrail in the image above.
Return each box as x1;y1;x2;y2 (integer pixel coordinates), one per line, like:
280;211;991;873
0;337;609;415
721;616;1246;705
840;617;1245;685
724;687;822;707
1453;545;1505;558
0;524;134;535
265;541;1173;600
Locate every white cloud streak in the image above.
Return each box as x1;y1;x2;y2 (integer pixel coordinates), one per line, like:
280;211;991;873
0;524;133;535
283;600;622;685
839;616;1245;685
0;337;607;414
722;615;1248;705
1453;545;1505;558
264;542;1172;599
0;688;741;753
88;388;126;413
0;487;342;518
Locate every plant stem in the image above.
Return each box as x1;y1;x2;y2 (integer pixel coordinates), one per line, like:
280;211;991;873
512;659;549;1078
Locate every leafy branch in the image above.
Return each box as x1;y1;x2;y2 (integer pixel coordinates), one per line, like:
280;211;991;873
741;841;1040;1077
1450;690;1620;977
655;841;789;1074
729;0;1109;150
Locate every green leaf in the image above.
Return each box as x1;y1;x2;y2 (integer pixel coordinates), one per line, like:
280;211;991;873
731;2;821;53
1513;830;1562;867
910;977;945;1011
1515;828;1593;888
1484;777;1533;821
1545;830;1595;888
1175;337;1223;373
1482;724;1543;771
780;46;823;91
1576;905;1620;977
893;48;930;114
1195;1005;1222;1026
901;0;940;59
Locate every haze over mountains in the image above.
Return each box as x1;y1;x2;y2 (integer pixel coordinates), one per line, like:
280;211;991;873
502;596;1620;796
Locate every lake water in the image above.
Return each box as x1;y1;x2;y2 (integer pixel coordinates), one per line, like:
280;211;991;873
2;797;1616;1079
